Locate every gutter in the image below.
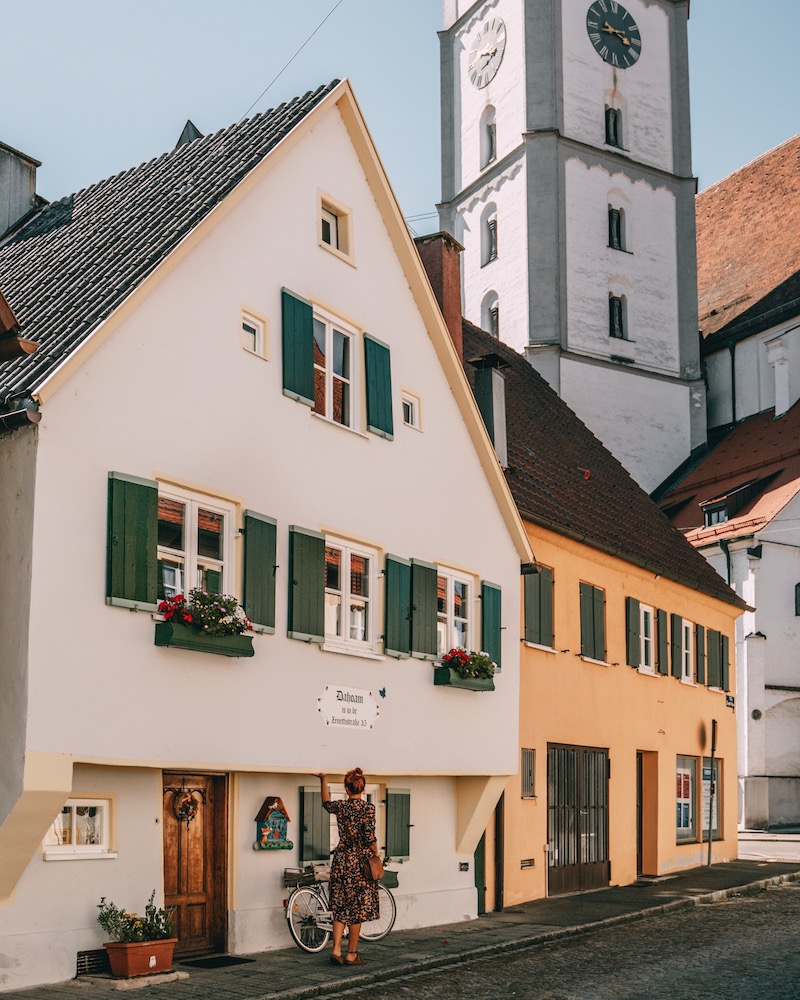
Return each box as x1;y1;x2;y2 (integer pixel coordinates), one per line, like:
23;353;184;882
0;397;41;433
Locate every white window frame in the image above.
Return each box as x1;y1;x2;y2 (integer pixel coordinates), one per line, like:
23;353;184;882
401;390;422;431
639;603;655;674
241;309;268;359
437;568;473;655
318;191;354;265
43;796;116;860
312;307;359;431
157;484;237;600
681;619;695;684
323;536;378;654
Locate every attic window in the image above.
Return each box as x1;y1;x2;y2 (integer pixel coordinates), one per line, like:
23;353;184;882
700;474;777;528
318;192;354;264
703;503;728;527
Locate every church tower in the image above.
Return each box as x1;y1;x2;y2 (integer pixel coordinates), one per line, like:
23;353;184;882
438;0;705;492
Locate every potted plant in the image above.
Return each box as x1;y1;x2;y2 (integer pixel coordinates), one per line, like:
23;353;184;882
434;647;496;691
97;891;177;978
154;589;255;657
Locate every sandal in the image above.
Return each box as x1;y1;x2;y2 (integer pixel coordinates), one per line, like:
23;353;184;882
346;953;366;965
329;954;346;965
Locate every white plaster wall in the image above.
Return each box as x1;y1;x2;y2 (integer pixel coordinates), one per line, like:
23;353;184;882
232;774;477;956
564;159;679;375
457;162;528;351
561;0;673;172
451;0;526;194
560;357;691;493
704;349;733;429
0;766;161;992
24;106;521;778
713;324;800;424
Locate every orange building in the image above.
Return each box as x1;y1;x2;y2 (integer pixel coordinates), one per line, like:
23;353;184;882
458;318;746;906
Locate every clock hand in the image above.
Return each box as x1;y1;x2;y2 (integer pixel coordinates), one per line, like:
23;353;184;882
602;21;631;45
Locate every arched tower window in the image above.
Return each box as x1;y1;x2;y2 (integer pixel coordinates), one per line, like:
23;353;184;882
480;106;497;169
608;206;626;250
481;203;498;266
605;106;623;148
609;294;627;339
482;291;500;338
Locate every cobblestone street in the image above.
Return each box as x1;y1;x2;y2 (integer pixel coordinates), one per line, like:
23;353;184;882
336;884;800;1000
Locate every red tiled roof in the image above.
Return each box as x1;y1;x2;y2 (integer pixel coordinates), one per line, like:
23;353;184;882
659;401;800;544
697;133;800;345
460;321;745;609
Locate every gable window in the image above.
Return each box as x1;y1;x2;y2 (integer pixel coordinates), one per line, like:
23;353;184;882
324;538;376;651
639;603;655;672
43;798;115;860
318;193;354;263
579;582;606;661
609;295;626;339
313;312;355;428
241;311;267;358
157;486;235;599
401;391;421;430
437;570;471;654
608;207;625;251
605;106;623;148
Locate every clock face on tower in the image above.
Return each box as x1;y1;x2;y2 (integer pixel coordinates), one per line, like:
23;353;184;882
586;2;642;69
468;18;507;89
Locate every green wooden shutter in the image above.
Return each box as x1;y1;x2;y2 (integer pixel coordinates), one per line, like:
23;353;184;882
524;571;542;645
671;614;683;678
410;559;438;659
385;789;411;859
288;526;325;642
205;569;222;594
364;334;394;440
579;583;593;657
243;510;277;632
481;581;502;668
300;787;330;863
282;288;314;406
626;597;640;667
593;586;606;661
107;472;158;610
721;634;730;692
696;624;706;684
656;609;668;675
539;568;554;648
384;555;412;658
707;628;721;687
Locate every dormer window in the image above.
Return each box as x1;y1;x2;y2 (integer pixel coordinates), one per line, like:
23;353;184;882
703;503;728;527
700;474;777;528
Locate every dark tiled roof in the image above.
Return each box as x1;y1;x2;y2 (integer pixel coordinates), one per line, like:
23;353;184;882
659;401;800;544
697;133;800;347
461;321;745;609
0;81;340;406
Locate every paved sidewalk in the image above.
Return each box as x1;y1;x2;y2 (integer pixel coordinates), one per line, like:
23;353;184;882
6;860;800;1000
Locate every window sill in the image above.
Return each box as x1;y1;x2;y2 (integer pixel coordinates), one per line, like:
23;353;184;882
608;246;634;255
637;667;660;678
311;411;370;439
480;257;498;268
242;346;269;362
524;642;558;654
44;850;118;862
321;642;384;662
319;240;356;268
579;655;611;667
680;677;696;686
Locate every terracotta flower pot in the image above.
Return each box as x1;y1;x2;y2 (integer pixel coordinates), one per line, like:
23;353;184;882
103;938;178;978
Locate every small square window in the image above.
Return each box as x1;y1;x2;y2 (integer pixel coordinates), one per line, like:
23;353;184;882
401;391;421;430
241;311;267;358
44;797;115;859
321;208;339;250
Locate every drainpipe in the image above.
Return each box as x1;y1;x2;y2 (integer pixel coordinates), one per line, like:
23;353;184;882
718;538;732;587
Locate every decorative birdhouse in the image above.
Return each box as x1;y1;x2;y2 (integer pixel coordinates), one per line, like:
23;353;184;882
253;796;293;850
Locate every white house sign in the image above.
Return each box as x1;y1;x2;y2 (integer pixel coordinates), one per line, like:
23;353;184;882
318;686;380;730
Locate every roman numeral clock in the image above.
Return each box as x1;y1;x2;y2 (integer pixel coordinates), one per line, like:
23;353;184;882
586;1;642;69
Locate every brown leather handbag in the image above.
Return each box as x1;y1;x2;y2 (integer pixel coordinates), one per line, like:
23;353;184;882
362;854;384;882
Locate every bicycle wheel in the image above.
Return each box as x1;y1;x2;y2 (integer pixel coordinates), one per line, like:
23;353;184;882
359;884;397;941
286;887;330;953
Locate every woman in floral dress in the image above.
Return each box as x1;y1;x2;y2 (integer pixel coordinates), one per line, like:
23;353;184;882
315;768;380;965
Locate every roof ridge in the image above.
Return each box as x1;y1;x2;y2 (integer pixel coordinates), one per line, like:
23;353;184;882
698;131;800;200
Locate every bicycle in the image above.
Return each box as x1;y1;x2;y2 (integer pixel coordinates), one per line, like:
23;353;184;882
283;863;397;953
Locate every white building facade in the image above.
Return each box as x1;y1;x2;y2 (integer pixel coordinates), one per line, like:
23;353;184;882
439;0;705;493
0;82;531;991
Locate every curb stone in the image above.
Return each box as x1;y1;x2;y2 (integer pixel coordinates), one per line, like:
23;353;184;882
248;870;800;1000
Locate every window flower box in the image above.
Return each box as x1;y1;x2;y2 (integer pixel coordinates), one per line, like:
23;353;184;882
154;622;254;658
433;666;495;692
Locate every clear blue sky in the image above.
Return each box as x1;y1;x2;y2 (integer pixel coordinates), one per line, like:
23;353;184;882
4;1;799;235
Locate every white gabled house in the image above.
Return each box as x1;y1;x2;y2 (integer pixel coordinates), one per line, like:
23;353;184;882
0;80;531;991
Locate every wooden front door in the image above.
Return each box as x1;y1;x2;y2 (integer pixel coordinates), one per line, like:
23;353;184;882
163;773;227;955
547;744;610;896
